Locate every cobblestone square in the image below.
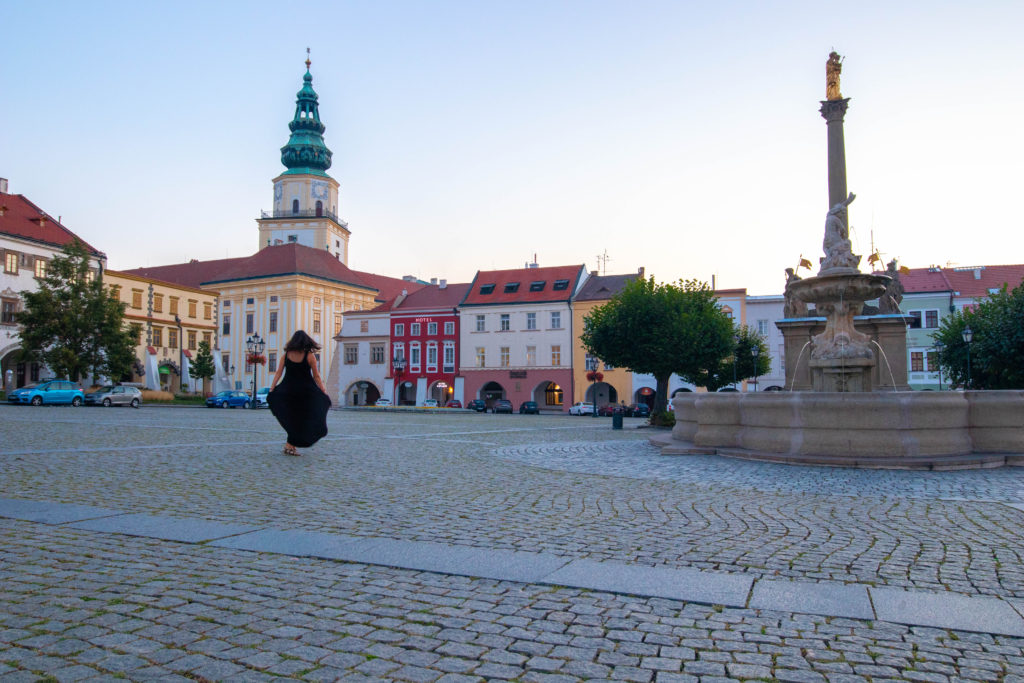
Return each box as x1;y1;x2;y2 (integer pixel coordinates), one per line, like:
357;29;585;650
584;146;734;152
2;404;1024;681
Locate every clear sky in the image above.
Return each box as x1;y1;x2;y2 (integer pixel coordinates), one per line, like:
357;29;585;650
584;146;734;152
2;1;1022;294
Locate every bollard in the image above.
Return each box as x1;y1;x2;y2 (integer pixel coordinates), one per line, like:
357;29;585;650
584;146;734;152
612;409;623;430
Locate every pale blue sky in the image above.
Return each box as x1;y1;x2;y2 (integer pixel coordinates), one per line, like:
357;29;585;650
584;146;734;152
2;1;1022;294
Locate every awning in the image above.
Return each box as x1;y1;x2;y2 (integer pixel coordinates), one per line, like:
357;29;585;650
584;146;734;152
159;366;171;375
183;349;193;359
639;387;654;396
146;346;157;355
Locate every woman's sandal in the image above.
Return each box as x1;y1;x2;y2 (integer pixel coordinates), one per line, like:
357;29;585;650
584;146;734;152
282;447;299;456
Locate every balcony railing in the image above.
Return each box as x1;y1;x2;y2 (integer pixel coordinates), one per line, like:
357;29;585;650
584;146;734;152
259;209;347;227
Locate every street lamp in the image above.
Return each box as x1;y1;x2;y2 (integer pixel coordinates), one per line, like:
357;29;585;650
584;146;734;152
392;356;406;405
933;340;945;391
962;326;974;389
751;342;761;391
245;333;264;408
733;333;740;389
174;314;186;393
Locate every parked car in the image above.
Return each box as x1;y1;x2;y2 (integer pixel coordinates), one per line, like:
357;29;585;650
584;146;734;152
255;387;270;407
519;401;539;414
374;397;393;407
466;399;487;412
422;398;439;408
626;403;651;418
206;390;251;409
445;400;462;408
569;401;595;416
597;404;619;417
492;399;514;414
85;385;142;408
8;380;84;406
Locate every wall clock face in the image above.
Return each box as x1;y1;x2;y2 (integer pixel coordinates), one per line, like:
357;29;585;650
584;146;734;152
311;181;328;200
274;183;283;201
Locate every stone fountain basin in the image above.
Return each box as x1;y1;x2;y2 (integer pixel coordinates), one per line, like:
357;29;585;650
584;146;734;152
788;271;889;304
669;390;1024;469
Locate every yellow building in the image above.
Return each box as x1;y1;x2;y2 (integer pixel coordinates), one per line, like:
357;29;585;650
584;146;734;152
104;270;219;393
571;271;641;408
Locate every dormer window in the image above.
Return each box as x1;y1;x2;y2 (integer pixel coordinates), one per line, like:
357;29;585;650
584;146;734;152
553;279;570;291
479;284;495;295
529;281;546;292
504;282;520;293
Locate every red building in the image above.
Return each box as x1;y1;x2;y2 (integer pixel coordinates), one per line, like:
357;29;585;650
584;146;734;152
387;281;470;405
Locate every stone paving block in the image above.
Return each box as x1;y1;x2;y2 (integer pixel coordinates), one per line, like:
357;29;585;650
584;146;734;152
0;497;118;525
871;587;1024;637
210;527;366;558
750;578;874;620
67;513;261;543
542;559;752;608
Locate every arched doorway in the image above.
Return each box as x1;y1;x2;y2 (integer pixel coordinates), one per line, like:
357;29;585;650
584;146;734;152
346;381;381;406
430;381;453;404
531;381;563;409
479;381;505;410
584;382;617;407
1;346;39;390
397;380;416;405
635;386;655;409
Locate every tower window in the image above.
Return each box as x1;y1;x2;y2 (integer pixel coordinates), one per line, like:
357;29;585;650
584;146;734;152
316;200;323;217
292;199;299;214
288;235;298;243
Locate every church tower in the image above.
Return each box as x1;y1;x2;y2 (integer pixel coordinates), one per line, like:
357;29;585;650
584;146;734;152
257;54;351;263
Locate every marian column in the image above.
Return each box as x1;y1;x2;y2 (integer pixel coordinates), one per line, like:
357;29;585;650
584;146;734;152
820;52;850;229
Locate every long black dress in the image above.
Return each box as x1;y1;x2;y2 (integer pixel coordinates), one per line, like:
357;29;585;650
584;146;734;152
267;351;331;448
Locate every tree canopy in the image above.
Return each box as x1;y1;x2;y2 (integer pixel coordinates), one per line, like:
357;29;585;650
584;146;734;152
581;277;735;415
189;340;217;392
933;279;1024;389
17;241;137;383
700;325;773;392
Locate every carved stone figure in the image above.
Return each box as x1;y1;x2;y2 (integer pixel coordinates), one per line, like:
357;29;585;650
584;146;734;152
878;259;905;313
783;268;809;318
819;193;860;274
826;51;843;100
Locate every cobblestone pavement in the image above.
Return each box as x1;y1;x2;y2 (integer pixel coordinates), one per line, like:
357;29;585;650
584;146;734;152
3;519;1024;683
3;405;1024;679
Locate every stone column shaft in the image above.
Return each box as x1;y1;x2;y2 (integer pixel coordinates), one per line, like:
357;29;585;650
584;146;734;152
820;98;851;224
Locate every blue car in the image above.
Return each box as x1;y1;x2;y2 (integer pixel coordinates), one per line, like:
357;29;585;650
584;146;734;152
7;380;85;407
205;390;251;409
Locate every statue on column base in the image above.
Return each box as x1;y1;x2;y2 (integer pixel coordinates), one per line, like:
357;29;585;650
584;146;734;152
818;193;861;275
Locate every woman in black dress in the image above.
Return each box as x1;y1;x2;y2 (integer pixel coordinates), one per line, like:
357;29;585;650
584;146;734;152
267;330;332;456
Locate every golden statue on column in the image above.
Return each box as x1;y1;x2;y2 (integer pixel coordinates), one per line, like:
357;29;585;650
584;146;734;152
826;51;843;100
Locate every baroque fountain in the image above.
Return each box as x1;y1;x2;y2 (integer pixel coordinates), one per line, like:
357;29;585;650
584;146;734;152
657;53;1024;469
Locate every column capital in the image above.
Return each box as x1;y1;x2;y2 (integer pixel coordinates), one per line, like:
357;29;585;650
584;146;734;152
819;98;850;123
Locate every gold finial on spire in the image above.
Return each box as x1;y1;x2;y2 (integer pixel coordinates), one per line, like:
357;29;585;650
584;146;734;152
305;47;311;70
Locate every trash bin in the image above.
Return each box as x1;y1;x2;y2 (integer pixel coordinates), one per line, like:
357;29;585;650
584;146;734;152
612;408;623;430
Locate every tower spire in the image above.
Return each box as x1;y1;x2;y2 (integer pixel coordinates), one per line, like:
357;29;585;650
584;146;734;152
279;51;333;176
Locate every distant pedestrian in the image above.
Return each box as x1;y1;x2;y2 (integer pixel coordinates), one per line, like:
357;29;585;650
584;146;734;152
267;330;331;456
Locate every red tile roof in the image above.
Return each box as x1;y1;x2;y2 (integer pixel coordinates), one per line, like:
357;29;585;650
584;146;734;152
461;265;586;306
350;269;426;303
883;264;1024;298
575;273;639;302
391;282;471;312
123;256;249;290
0;192;104;257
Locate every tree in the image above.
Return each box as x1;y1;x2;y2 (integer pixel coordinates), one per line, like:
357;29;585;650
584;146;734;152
189;340;217;393
17;241;137;383
933;279;1024;389
701;325;773;392
581;277;734;416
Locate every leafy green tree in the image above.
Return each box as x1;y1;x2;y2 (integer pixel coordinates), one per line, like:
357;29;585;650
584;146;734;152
189;340;217;393
17;241;136;383
582;277;734;415
933;279;1024;389
701;325;773;392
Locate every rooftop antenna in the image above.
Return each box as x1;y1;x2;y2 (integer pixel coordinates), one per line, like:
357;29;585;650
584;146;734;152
596;249;611;275
305;47;311;70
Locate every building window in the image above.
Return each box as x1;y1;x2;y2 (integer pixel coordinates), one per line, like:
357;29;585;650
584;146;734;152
551;345;561;366
315;200;323;217
394;323;404;336
526;345;536;366
927;350;938;371
153;294;163;313
187;330;197;350
152;327;163;347
500;314;510;331
443;342;455;372
427;322;437;335
585;354;599;371
132;289;143;309
203;332;212;347
204;302;212;320
313;311;321;334
246;313;254;334
550;311;561;329
187;300;197;318
371;344;385;364
269;311;277;333
476;347;486;368
334;314;342;335
222;353;230;372
911;351;924;372
410;343;421;368
553;279;570;291
361;320;369;333
392;343;404;362
34;259;46;279
314;297;321;305
604;362;615;371
444;321;455;335
479;284;495;295
475;315;485;332
4;252;18;274
222;314;231;336
500;347;510;367
268;352;277;372
1;298;17;324
246;297;254;305
223;300;231;307
344;344;358;364
270;295;278;304
427;342;438;367
168;329;178;349
757;319;769;336
925;310;939;329
504;282;520;293
526;312;537;330
411;323;421;336
292;199;299;214
169;297;179;315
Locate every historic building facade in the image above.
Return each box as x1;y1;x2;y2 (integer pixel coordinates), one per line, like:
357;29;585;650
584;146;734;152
571;271;640;408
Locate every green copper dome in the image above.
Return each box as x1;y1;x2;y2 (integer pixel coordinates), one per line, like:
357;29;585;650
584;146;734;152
280;59;333;177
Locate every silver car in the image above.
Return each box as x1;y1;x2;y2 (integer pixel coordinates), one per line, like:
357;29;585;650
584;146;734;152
85;385;143;408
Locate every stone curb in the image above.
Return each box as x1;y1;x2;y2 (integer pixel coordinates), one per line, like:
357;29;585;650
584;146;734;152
3;496;1024;637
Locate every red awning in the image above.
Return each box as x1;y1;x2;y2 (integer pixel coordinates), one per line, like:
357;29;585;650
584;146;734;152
146;346;157;355
183;350;193;359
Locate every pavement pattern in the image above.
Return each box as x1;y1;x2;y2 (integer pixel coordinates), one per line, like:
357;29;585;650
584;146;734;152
2;405;1024;681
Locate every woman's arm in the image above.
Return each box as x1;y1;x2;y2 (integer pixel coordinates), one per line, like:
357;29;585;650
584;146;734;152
307;352;328;394
268;353;285;390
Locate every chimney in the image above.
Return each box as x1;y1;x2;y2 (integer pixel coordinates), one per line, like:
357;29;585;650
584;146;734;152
591;270;598;277
430;277;438;286
394;289;408;307
0;178;8;194
638;266;645;278
439;279;447;289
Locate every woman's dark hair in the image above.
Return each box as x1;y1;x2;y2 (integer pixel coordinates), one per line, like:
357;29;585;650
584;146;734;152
283;330;321;353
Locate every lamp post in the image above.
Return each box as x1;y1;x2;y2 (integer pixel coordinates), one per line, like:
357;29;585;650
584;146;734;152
751;342;761;391
174;315;186;393
733;333;740;389
962;326;974;389
933;340;945;391
229;364;235;391
245;333;264;408
392;356;406;405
